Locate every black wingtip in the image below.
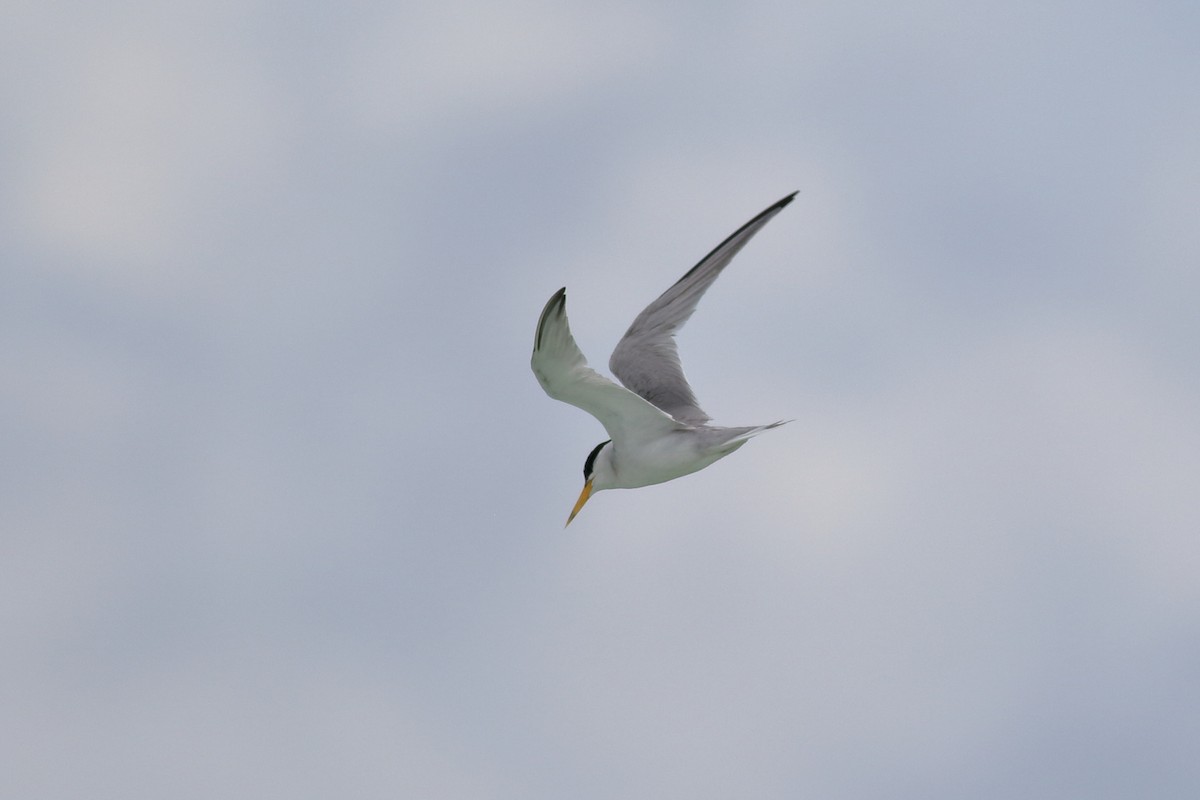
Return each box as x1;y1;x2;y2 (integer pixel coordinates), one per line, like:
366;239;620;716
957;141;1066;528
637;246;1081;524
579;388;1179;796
753;191;799;222
670;192;799;286
534;287;568;351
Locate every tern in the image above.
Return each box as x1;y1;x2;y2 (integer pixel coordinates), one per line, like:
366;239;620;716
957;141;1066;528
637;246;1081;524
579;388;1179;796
531;192;796;525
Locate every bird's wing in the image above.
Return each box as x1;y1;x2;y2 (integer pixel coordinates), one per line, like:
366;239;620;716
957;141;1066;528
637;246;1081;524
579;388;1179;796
608;192;796;424
532;288;685;444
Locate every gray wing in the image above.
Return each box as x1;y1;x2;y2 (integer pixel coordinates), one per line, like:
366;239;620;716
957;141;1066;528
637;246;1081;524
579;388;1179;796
609;192;796;425
532;288;684;445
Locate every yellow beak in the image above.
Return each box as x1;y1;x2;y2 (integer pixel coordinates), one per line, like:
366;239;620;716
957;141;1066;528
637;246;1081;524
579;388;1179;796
565;479;594;527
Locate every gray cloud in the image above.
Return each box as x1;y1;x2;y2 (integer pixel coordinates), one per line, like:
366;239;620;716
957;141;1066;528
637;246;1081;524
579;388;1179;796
3;1;1199;798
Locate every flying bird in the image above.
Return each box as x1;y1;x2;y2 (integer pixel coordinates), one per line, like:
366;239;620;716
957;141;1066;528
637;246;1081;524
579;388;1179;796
531;192;796;525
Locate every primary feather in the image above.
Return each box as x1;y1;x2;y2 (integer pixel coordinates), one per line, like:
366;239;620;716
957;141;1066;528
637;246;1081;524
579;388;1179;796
531;288;683;448
609;192;796;424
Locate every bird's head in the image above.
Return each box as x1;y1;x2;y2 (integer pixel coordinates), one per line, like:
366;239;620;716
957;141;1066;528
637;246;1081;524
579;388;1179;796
566;439;612;526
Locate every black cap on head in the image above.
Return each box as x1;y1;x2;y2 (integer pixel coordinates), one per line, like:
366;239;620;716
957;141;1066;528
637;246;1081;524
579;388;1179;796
583;440;610;480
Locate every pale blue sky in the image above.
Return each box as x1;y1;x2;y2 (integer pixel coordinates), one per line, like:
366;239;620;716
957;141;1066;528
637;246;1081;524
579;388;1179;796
3;2;1199;798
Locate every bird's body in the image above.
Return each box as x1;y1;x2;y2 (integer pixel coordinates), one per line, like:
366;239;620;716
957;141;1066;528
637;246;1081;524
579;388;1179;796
587;423;782;490
531;192;796;524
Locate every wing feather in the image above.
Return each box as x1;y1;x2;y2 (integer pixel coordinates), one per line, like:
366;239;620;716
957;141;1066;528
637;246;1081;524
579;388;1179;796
531;288;683;444
608;192;796;424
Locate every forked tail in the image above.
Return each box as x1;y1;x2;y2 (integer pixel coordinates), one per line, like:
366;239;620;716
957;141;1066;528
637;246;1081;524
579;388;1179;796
716;420;790;453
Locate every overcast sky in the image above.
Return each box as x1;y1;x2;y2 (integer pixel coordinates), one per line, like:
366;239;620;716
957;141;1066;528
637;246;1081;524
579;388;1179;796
4;2;1199;798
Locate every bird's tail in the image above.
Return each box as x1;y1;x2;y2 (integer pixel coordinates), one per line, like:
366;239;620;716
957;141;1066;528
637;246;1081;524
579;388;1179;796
715;420;790;453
